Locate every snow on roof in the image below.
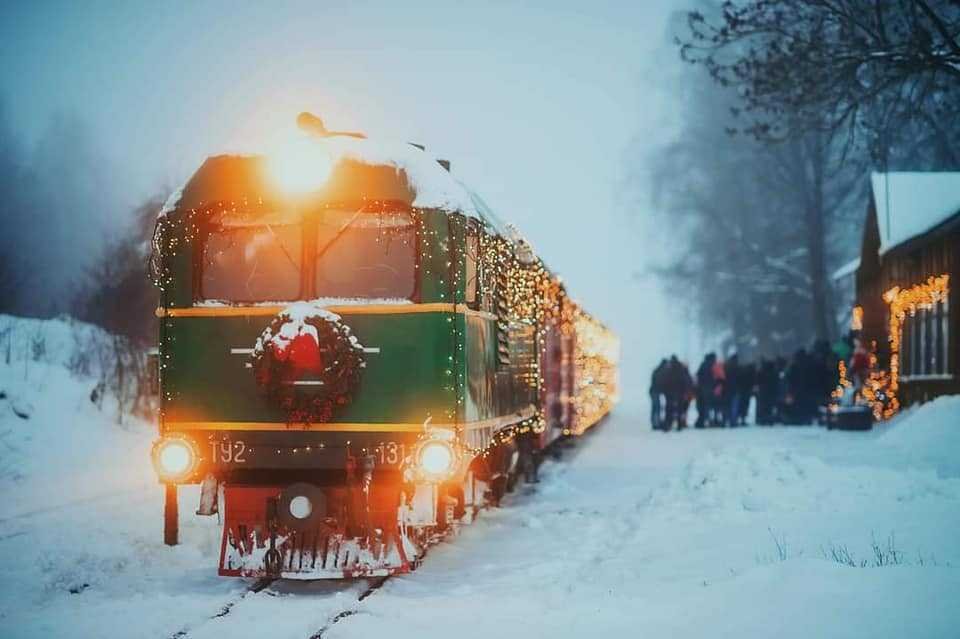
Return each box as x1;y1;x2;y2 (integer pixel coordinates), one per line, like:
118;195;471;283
159;135;489;221
157;184;184;218
315;136;481;215
871;172;960;255
831;257;860;282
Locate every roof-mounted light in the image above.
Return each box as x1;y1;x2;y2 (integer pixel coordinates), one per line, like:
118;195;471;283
267;136;334;195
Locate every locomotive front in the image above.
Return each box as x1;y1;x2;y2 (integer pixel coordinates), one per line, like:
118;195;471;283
150;129;490;578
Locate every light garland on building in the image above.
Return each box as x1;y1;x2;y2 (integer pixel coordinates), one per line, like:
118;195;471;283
839;275;950;420
831;359;851;401
850;305;863;331
876;274;950;419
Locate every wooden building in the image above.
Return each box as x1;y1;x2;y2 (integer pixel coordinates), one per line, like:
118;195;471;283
855;172;960;411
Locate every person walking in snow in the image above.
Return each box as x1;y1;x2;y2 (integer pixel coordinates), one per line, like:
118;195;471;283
812;339;837;415
737;360;756;425
711;356;726;426
785;348;818;424
664;355;693;430
677;358;695;429
723;354;740;426
849;337;870;390
694;353;716;428
756;358;778;425
650;359;668;430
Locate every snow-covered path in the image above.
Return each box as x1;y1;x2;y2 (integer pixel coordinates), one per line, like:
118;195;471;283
2;400;960;638
331;413;960;639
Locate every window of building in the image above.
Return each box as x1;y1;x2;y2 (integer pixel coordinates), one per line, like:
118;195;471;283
901;299;950;378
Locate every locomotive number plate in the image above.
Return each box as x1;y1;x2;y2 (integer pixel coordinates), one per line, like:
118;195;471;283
210;439;247;464
376;442;406;467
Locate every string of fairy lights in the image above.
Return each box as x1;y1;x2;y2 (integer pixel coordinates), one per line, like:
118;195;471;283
835;274;949;420
152;194;618;458
151;198;417;410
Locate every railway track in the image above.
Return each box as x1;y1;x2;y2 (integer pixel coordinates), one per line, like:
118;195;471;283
159;436;587;639
305;575;389;639
167;577;277;639
164;575;390;639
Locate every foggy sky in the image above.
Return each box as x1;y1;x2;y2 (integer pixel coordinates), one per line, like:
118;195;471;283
0;0;690;400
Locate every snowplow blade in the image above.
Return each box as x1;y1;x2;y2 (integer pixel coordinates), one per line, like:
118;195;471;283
218;485;416;579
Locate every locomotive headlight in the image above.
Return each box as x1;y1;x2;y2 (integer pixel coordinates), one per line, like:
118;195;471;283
418;440;456;480
152;436;198;482
268;136;334;195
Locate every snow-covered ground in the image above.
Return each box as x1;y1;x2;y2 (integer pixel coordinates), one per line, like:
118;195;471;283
1;315;959;638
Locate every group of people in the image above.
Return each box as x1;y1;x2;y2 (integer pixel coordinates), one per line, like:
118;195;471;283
649;341;842;430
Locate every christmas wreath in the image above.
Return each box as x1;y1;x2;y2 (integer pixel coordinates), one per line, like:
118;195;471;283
251;303;366;424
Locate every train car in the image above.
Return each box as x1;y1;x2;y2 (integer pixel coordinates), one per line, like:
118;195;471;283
149;113;618;579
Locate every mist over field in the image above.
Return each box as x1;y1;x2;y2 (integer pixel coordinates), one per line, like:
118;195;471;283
0;2;696;400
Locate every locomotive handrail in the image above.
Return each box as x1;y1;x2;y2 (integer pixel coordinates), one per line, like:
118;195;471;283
163;404;537;433
156;302;497;321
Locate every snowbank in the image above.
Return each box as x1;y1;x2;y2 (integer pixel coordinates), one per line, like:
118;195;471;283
0;316;231;639
0;315;156;519
334;411;960;639
1;324;958;639
0;314;113;371
875;395;960;477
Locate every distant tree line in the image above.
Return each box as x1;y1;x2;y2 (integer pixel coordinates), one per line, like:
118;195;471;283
0;98;161;346
72;193;163;345
650;0;960;357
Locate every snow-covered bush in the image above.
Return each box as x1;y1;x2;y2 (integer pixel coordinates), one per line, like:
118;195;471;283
0;314;155;422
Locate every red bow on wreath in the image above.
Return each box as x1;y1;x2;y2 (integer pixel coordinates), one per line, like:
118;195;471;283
251;304;365;424
274;332;324;377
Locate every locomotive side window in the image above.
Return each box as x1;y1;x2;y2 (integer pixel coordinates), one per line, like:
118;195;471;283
478;229;497;314
201;224;302;302
314;209;416;299
465;228;479;306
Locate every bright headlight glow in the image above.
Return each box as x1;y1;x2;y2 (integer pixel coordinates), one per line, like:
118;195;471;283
418;440;455;478
153;438;196;481
268;136;334;195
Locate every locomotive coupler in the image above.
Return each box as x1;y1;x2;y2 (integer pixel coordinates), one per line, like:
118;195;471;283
263;496;282;576
345;451;376;539
196;473;220;516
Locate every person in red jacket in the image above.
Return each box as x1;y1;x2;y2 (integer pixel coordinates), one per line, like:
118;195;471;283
711;357;727;426
849;338;871;390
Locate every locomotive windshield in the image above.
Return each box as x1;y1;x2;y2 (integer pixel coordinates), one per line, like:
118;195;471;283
314;209;416;299
202;223;302;302
200;208;416;302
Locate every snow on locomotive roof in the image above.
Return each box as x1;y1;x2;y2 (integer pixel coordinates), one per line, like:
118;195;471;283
871;171;960;255
158;135;506;229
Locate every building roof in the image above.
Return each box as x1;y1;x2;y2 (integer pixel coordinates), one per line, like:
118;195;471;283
871;172;960;255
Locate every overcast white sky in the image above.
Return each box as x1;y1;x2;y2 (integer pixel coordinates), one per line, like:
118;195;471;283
1;0;693;400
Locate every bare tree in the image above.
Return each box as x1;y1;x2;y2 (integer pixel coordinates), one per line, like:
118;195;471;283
0;250;25;314
0;98;123;316
647;57;864;352
73;193;164;345
678;0;960;162
69;193;165;422
649;0;959;353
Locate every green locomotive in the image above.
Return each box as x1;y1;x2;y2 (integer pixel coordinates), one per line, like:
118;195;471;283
149;114;618;578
